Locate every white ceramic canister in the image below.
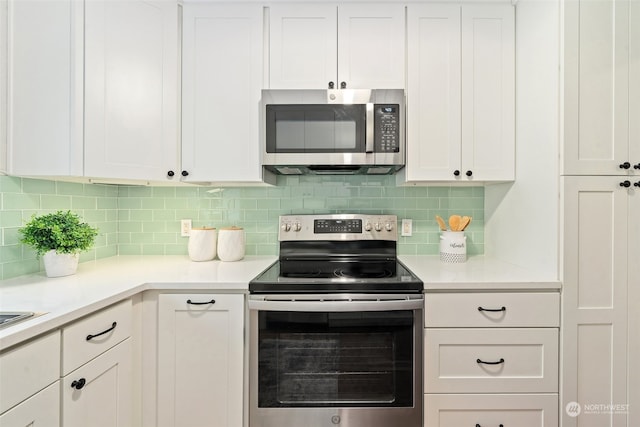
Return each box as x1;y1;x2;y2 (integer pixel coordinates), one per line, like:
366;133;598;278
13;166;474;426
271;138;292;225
217;226;245;262
439;231;467;263
188;227;217;261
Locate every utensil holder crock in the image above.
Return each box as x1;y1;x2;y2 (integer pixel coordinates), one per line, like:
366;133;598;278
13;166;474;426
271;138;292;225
439;231;467;263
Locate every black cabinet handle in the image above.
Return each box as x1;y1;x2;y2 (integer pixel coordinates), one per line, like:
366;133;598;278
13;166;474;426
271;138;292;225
619;162;631;169
454;170;461;176
477;358;505;365
478;306;506;312
620;180;631;188
340;81;347;89
181;170;189;177
187;299;216;305
86;322;117;341
466;170;473;177
71;378;86;390
167;170;175;177
476;425;504;427
635;181;640;187
634;163;640;170
328;81;335;89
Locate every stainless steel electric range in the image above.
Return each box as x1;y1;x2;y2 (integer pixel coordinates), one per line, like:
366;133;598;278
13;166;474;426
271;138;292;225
248;214;423;427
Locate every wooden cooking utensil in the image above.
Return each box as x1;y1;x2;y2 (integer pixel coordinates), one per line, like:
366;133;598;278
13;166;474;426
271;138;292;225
459;216;472;231
435;215;447;231
449;215;461;232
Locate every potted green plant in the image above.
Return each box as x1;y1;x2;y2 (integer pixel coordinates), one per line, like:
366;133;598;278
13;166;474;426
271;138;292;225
19;210;99;277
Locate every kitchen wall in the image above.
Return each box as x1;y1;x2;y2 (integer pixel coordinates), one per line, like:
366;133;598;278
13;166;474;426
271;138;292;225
0;174;484;280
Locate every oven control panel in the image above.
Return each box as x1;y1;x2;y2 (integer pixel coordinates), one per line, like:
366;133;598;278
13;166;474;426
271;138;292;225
279;214;397;241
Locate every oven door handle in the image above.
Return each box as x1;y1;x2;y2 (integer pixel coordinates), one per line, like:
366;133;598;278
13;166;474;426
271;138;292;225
248;297;423;312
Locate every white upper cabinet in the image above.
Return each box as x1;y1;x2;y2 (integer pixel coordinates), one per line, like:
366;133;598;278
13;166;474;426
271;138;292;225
401;3;514;183
6;0;84;177
84;0;179;182
6;0;179;183
268;3;405;89
181;3;271;184
564;0;640;176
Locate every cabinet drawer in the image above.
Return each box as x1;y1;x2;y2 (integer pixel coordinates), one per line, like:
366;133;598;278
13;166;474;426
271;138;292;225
62;299;132;375
425;328;558;393
425;292;559;327
0;381;60;426
0;331;60;414
424;393;558;427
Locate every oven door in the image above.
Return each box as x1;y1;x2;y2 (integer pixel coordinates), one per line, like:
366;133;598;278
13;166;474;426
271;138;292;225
248;294;423;427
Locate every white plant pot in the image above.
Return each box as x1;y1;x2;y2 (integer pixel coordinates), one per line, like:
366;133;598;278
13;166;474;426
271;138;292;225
43;250;80;278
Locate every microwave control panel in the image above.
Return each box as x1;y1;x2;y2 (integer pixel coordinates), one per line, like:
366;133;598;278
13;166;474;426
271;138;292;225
374;104;400;153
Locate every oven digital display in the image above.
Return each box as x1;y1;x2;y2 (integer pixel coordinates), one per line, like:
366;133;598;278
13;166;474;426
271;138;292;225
314;219;362;234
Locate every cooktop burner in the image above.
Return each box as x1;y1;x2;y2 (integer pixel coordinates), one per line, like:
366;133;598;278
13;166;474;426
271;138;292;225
249;260;423;293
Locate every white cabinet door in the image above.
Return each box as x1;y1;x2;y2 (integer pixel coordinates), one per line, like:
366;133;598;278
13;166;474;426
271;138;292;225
6;0;84;177
84;0;179;182
62;339;133;427
405;4;461;181
403;3;514;183
269;3;404;90
564;0;639;176
182;4;265;183
0;0;7;174
460;4;514;181
337;4;405;89
157;294;244;427
562;176;630;427
269;4;336;89
0;382;60;427
628;176;640;427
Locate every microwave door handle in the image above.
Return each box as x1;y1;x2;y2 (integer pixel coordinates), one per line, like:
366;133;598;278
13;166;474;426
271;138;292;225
365;103;374;153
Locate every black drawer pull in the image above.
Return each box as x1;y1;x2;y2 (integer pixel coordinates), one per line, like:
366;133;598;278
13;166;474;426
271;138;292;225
478;306;506;312
477;358;505;365
187;299;216;305
476;424;504;427
71;378;86;390
86;322;117;341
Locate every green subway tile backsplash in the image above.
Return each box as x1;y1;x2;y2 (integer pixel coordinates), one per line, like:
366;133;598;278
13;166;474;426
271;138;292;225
0;176;118;280
0;175;484;281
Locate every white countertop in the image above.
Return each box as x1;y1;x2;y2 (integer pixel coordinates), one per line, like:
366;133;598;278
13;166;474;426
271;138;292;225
400;255;561;291
0;255;276;350
0;254;560;350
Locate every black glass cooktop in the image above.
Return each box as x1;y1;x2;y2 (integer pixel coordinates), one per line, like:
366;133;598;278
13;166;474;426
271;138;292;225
249;260;423;294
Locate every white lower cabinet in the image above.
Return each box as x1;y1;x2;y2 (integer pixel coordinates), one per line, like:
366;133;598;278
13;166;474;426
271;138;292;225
61;339;133;427
424;292;559;427
425;394;559;427
157;294;244;427
0;382;60;427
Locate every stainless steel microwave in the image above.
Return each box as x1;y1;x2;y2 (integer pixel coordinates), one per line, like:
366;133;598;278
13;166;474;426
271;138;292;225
261;89;405;175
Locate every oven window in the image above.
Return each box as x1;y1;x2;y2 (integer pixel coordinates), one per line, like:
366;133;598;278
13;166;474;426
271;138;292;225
257;310;414;408
265;105;365;153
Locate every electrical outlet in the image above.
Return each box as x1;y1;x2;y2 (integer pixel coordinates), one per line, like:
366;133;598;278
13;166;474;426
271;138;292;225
181;219;192;237
401;219;412;237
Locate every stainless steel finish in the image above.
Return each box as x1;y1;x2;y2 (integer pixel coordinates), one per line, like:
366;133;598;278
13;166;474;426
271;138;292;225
0;312;34;329
248;294;423;427
261;89;405;175
365;103;374;153
248;293;424;312
278;213;398;241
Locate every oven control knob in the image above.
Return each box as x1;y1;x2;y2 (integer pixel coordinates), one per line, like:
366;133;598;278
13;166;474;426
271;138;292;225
364;222;372;231
385;222;393;231
281;223;291;232
374;223;382;232
293;222;302;232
